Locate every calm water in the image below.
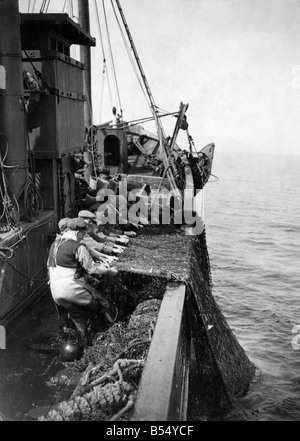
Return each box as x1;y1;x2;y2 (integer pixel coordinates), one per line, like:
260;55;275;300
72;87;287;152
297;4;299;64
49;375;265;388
204;151;300;421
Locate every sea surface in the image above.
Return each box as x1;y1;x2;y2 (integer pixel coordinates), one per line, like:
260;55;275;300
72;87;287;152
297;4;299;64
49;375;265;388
203;151;300;421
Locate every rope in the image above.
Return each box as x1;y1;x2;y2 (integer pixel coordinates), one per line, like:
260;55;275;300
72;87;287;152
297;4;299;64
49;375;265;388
187;282;233;409
0;132;9;162
40;0;46;12
40;0;51;13
22;99;44;220
98;64;106;123
5;259;48;283
23;180;44;221
0;247;14;260
0;133;21;227
110;0;150;109
185;130;211;187
209;173;219;183
69;0;74;19
45;0;51;13
93;0;108;122
23;50;51;90
102;0;123;115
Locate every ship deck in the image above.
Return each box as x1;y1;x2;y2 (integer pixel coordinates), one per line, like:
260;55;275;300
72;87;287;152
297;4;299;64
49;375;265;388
0;225;201;420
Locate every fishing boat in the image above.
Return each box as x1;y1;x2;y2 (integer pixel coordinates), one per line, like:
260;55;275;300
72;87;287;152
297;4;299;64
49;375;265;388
0;0;255;422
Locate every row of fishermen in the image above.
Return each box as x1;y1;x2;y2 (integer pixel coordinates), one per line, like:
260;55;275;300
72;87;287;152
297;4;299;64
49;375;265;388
47;209;138;347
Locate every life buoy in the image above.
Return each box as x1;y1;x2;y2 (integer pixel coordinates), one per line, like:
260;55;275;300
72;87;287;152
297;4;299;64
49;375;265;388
23;70;40;115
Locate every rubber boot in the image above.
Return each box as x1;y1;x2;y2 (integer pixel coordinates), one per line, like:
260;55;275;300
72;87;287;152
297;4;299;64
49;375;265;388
73;319;90;348
56;305;74;332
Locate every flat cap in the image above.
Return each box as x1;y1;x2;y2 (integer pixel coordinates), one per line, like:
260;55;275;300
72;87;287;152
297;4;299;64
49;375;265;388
78;210;96;220
58;218;69;232
66;218;87;231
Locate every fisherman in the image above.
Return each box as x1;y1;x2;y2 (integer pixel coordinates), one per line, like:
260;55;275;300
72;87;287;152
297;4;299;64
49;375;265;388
78;210;128;252
58;216;117;267
79;209;130;246
47;217;118;347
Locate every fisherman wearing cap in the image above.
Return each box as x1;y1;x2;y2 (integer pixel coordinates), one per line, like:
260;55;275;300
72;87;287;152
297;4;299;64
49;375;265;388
77;210;126;257
78;209;130;247
47;217;118;347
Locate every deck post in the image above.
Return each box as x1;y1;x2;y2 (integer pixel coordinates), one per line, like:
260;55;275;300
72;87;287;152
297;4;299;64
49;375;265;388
133;283;191;421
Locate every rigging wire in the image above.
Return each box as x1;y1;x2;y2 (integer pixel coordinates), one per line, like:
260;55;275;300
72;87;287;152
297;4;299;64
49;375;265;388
39;0;45;12
23;50;52;91
0;220;54;282
5;259;48;283
116;111;178;130
113;0;170;187
0;132;9;163
113;0;164;133
45;0;50;13
94;0;114;115
62;0;67;13
110;0;150;109
155;105;178;118
0;133;21;227
102;0;123;115
98;62;106;123
70;0;74;19
21;100;44;220
209;174;219;183
40;0;50;13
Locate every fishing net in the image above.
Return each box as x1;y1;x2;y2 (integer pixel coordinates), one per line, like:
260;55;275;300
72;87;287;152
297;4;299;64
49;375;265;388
186;237;255;419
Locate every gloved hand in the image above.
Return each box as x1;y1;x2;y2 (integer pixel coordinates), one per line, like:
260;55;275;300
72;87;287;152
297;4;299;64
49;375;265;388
113;244;125;254
117;237;129;245
124;231;136;238
96;260;109;268
107;255;118;262
139;217;148;225
109;267;118;276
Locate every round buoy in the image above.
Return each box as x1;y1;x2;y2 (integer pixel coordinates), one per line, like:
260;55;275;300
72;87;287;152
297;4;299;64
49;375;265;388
60;341;83;362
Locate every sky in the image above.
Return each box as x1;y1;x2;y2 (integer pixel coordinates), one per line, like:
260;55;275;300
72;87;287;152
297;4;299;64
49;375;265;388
18;0;300;156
